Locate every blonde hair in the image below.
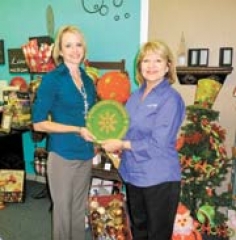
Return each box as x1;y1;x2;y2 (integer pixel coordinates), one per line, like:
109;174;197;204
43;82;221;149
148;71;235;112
53;25;87;66
135;40;177;85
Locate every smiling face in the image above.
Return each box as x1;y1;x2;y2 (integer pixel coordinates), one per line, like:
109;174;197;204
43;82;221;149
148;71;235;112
59;31;85;67
140;50;169;86
135;41;177;86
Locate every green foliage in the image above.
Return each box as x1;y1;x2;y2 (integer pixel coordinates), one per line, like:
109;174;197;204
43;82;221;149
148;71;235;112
177;105;233;231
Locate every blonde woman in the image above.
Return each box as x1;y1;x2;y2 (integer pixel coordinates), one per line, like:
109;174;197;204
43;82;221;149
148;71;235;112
32;25;96;240
102;40;186;239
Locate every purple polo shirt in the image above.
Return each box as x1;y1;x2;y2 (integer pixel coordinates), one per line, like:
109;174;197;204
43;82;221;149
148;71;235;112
119;79;186;187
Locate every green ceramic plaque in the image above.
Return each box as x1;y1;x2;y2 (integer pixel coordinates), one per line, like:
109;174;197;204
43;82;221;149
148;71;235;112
86;100;129;141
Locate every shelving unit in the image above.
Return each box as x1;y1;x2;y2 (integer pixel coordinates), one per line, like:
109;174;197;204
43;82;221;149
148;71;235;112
87;59;127;183
176;66;233;85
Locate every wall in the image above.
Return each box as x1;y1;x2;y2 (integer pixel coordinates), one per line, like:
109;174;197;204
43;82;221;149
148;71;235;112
147;1;236;228
148;0;236;158
0;0;141;174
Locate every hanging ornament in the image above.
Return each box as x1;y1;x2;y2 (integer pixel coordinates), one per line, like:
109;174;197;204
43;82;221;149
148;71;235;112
197;204;215;227
205;186;214;197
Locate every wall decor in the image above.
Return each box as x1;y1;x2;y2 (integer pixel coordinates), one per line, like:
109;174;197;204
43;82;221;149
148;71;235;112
22;37;55;73
188;49;199;67
188;48;209;67
0;40;5;64
177;32;187;66
219;47;233;67
81;0;130;21
8;48;28;73
46;4;55;39
198;48;209;67
81;0;108;16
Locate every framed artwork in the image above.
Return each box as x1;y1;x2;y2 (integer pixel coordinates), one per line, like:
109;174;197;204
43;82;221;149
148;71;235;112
188;49;199;67
188;48;209;67
219;47;233;67
0;40;5;64
8;48;29;73
199;49;209;67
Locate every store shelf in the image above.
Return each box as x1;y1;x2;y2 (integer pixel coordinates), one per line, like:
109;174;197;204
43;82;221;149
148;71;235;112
176;66;233;85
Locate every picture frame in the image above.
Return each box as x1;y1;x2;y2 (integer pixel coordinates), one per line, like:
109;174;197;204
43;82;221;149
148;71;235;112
199;48;209;67
188;48;209;67
219;47;233;67
0;39;5;64
188;49;199;67
8;48;29;73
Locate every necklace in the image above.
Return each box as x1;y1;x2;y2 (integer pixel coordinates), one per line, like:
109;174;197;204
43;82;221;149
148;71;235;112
71;74;89;117
79;85;89;117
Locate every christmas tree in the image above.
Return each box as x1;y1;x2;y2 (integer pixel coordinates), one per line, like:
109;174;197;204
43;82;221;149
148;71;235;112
176;78;234;238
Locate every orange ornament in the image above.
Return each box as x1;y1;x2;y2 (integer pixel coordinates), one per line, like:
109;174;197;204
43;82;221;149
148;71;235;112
96;71;131;104
176;134;185;151
10;76;28;91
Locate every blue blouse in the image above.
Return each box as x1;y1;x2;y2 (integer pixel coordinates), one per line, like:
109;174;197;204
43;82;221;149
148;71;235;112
119;79;186;187
32;63;97;160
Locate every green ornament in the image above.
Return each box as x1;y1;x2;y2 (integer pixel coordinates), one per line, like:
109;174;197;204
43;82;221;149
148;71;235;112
197;204;215;227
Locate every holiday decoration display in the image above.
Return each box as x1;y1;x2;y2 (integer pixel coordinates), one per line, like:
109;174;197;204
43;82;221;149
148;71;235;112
172;203;202;240
22;39;55;72
85;60;131;234
96;71;131;103
176;78;234;239
194;79;222;109
89;194;132;239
